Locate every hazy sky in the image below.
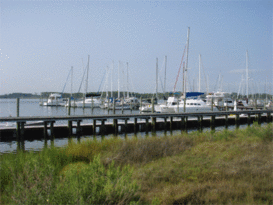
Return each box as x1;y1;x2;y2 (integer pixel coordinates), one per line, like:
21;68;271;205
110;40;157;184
0;0;272;95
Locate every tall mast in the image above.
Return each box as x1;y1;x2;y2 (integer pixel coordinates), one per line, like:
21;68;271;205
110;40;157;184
199;54;201;92
85;55;90;96
71;66;73;98
164;55;167;93
184;27;190;96
246;50;249;99
111;61;113;98
127;62;129;98
118;61;120;99
156;57;158;100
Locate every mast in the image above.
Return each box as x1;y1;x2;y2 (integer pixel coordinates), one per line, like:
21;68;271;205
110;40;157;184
164;56;167;93
246;50;249;99
127;62;129;98
118;61;120;99
156;57;158;100
111;61;113;98
85;55;90;96
71;66;73;98
184;27;190;97
199;54;201;92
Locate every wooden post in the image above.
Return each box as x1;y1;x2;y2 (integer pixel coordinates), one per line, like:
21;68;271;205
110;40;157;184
68;120;73;136
151;116;156;133
124;119;128;134
225;114;228;129
113;98;116;114
198;115;203;132
76;120;81;135
164;117;167;131
170;116;173;133
16;98;20;117
68;98;71;116
210;115;215;132
152;97;155;113
181;117;185;133
122;99;124;114
211;98;214;111
50;121;55;146
145;118;149;133
100;120;106;136
258;113;261;125
247;113;251;126
93;120;96;135
184;116;188;133
113;119;118;135
16;98;20;140
91;96;94;114
267;112;271;123
44;121;48;138
107;98;110;114
134;118;137;134
235;114;240;129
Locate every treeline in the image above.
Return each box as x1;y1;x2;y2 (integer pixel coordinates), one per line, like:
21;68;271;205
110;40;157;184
1;92;272;100
0;93;40;99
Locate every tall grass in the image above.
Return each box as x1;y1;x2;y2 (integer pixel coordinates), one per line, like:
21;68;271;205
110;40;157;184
0;123;272;204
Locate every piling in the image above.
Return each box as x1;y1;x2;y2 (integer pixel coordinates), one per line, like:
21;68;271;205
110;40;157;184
113;118;118;135
113;98;116;114
198;115;203;132
247;113;251;126
134;118;138;134
151;117;156;133
93;120;97;135
235;114;240;129
267;112;271;123
210;115;215;131
152;98;155;113
225;114;228;129
170;116;173;131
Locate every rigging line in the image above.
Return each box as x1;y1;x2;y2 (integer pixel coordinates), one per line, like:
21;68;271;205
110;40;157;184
77;64;88;93
61;68;72;94
201;58;208;93
173;44;187;92
97;69;107;94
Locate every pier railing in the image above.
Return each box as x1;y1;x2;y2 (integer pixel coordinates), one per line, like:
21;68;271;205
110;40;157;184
0;109;272;139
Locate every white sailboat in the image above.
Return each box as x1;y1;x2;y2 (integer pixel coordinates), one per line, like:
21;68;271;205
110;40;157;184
156;27;218;113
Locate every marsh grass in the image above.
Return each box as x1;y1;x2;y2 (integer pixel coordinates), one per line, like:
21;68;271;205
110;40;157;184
0;123;272;204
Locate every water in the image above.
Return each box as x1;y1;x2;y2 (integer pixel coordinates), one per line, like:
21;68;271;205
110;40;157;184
0;99;266;154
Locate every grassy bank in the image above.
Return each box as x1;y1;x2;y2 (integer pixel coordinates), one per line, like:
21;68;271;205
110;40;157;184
0;122;272;204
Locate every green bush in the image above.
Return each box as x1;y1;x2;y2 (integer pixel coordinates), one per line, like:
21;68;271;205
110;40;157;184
51;155;140;204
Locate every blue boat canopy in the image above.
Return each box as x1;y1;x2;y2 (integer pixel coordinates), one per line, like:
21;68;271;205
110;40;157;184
186;92;204;97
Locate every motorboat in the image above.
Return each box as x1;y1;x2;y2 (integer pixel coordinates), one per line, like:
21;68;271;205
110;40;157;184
155;96;218;113
71;93;102;108
206;91;234;107
42;93;68;106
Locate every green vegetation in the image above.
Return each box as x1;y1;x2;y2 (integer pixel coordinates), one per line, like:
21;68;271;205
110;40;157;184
0;123;272;204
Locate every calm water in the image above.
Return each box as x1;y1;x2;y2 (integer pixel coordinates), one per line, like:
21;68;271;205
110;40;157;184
0;98;261;154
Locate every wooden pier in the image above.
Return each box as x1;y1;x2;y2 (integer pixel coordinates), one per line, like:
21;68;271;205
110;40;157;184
0;110;272;143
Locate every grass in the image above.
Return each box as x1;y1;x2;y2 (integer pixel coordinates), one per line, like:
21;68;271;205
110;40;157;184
0;122;272;204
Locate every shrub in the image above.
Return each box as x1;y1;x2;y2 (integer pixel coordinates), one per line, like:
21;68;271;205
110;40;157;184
52;155;140;204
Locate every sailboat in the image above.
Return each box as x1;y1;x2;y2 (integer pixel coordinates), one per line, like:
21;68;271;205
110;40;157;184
156;27;217;113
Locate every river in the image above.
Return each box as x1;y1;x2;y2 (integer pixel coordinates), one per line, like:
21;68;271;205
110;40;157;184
0;98;258;154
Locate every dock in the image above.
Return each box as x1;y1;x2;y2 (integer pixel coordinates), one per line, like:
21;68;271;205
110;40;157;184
0;110;272;143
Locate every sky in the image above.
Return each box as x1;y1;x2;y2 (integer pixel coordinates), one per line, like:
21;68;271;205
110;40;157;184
0;0;272;96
